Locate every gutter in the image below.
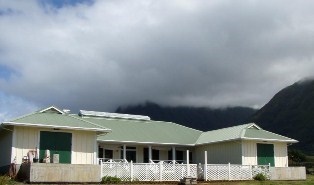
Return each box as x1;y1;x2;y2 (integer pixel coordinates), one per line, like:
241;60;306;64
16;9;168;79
3;121;111;133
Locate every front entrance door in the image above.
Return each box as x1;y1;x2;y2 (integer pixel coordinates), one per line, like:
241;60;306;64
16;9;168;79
39;131;72;164
257;143;275;166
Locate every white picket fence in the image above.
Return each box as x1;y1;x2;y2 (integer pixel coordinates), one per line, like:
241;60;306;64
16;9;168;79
100;160;270;182
198;163;270;181
100;160;197;181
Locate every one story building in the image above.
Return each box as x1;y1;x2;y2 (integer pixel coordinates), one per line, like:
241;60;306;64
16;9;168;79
0;106;298;174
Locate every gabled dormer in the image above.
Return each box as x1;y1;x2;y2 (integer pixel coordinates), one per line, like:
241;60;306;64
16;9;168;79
39;106;64;114
247;123;261;130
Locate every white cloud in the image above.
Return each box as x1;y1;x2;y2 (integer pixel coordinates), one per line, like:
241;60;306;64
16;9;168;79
0;92;38;122
0;0;314;115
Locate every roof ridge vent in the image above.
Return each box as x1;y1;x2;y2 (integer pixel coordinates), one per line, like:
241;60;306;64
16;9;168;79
79;110;151;121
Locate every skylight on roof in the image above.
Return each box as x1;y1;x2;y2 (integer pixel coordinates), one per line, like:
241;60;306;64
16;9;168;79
79;110;151;121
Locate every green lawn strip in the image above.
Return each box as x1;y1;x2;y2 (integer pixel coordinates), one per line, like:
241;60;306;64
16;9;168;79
2;175;313;185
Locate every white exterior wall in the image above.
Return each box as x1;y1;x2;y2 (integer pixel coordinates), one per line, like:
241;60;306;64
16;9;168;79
0;127;13;167
136;146;144;163
13;126;39;164
274;142;289;167
242;140;288;167
195;141;242;164
71;130;97;164
12;126;97;165
160;150;168;161
241;140;257;165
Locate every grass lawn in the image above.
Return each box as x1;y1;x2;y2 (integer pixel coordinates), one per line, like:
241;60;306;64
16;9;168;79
306;156;314;162
197;175;314;185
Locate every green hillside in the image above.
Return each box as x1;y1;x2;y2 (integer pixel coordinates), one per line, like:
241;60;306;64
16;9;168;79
116;102;256;131
251;79;314;154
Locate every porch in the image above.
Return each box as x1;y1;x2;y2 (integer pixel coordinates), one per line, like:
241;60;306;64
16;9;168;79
97;143;194;164
98;149;271;182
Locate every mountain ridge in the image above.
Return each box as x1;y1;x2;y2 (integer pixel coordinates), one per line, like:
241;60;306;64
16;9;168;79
116;102;256;132
116;79;314;154
250;79;314;154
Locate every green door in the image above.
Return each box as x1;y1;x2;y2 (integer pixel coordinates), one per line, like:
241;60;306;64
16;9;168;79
39;131;72;163
257;143;275;166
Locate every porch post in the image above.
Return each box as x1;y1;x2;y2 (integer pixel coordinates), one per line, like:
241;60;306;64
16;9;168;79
123;144;126;161
228;162;231;181
172;146;176;162
130;161;134;181
186;150;190;177
204;151;207;181
148;146;152;162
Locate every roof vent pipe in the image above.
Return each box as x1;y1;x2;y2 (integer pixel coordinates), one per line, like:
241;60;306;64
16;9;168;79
63;109;70;114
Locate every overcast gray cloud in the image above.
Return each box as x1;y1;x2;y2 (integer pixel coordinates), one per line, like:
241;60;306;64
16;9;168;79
0;0;314;118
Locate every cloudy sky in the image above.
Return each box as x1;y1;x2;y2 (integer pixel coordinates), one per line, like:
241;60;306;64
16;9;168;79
0;0;314;121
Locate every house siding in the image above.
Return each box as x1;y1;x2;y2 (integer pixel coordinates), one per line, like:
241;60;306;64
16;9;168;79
242;140;257;165
72;130;97;164
242;140;288;167
14;126;39;164
160;150;168;161
195;141;242;164
0;127;13;168
137;146;144;163
274;142;288;167
12;126;97;165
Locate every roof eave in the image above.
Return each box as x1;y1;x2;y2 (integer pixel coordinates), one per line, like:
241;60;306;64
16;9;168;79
194;136;298;146
195;138;242;146
97;139;195;146
3;121;111;133
241;137;298;143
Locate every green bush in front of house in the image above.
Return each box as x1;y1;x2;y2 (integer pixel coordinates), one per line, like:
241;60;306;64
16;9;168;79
253;173;267;181
101;176;122;184
0;175;15;185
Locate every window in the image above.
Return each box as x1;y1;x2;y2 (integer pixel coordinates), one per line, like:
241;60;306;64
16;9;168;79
167;149;185;163
143;148;159;163
98;147;113;160
105;149;113;159
168;149;172;160
121;146;137;162
176;150;184;161
98;146;104;158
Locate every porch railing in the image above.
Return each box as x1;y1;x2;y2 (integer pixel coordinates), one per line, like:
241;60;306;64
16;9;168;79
100;160;270;181
198;163;270;181
100;160;197;181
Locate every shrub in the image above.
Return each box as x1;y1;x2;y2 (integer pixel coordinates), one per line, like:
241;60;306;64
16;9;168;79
0;176;14;185
288;149;306;163
253;173;267;181
101;176;122;184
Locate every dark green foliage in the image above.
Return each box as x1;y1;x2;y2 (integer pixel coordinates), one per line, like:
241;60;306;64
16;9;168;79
250;79;314;155
0;176;15;185
289;149;306;163
101;176;121;184
253;173;267;181
116;102;256;131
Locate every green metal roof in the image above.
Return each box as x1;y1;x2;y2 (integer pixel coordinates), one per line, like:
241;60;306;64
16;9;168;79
3;110;110;133
196;123;252;145
195;123;297;145
79;116;202;145
2;106;297;145
243;128;296;142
